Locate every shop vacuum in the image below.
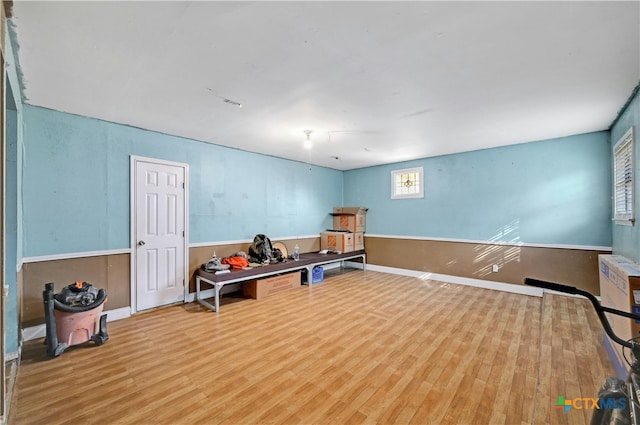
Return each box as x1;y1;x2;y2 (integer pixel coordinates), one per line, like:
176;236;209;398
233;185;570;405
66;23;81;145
42;281;109;358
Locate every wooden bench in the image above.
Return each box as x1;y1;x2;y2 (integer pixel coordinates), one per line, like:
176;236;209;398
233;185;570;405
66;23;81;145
195;250;366;312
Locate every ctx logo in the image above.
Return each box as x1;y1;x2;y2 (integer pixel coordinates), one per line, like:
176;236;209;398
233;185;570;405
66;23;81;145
555;395;627;412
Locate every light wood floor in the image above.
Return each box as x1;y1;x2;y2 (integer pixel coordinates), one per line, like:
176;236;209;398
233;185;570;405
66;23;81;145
9;269;615;425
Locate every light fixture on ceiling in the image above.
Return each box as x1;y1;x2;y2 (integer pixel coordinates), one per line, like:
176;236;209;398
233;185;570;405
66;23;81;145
222;98;243;108
303;130;313;149
206;88;243;108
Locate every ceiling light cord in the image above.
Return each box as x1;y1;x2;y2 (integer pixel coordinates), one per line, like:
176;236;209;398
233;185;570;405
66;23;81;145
303;130;313;172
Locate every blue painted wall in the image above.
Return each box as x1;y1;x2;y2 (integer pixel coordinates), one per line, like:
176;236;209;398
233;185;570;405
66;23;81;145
612;88;640;262
344;132;612;247
22;105;343;257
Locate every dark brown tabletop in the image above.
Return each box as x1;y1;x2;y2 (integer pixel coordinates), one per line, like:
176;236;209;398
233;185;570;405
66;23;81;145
196;250;366;283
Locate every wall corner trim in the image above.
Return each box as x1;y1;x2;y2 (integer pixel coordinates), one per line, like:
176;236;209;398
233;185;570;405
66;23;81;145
364;234;612;252
22;248;132;264
189;235;320;248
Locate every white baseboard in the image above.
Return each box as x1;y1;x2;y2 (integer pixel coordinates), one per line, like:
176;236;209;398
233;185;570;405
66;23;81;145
362;264;544;297
344;260;364;270
103;306;132;321
356;262;597;299
186;288;214;303
22;306;132;342
22;324;45;342
320;262;341;271
25;266;579;339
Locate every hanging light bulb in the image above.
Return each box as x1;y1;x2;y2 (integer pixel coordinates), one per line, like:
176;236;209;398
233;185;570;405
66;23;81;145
303;130;313;149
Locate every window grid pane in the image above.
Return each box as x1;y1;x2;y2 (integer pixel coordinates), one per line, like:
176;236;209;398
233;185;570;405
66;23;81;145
395;172;420;195
614;128;634;222
391;167;424;199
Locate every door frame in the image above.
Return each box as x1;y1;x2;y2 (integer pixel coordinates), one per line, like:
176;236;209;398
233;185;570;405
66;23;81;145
130;155;189;314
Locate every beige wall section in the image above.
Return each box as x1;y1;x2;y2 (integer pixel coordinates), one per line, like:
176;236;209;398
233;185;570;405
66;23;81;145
19;236;605;326
17;268;22;330
364;236;608;295
21;254;130;327
188;237;320;292
20;238;320;326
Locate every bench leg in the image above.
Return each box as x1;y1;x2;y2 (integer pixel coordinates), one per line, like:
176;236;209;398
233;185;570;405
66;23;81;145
195;275;218;312
305;266;313;287
214;283;222;312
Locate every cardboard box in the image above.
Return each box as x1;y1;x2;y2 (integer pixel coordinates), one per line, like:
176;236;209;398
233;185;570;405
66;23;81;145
333;207;369;215
321;231;354;253
354;232;365;251
331;207;368;233
598;255;640;367
243;271;301;300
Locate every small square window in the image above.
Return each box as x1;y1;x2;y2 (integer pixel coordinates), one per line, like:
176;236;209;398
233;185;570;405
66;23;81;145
391;167;424;199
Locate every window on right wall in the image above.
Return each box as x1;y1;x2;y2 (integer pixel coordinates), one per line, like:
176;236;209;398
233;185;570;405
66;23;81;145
391;166;424;199
613;126;635;225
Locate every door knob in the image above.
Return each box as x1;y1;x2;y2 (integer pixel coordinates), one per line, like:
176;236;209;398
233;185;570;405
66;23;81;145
138;240;146;246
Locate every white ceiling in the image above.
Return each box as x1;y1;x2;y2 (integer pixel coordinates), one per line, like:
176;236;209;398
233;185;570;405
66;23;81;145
9;1;640;170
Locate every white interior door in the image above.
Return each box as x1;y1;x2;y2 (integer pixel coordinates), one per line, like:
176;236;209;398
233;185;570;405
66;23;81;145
133;158;187;312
